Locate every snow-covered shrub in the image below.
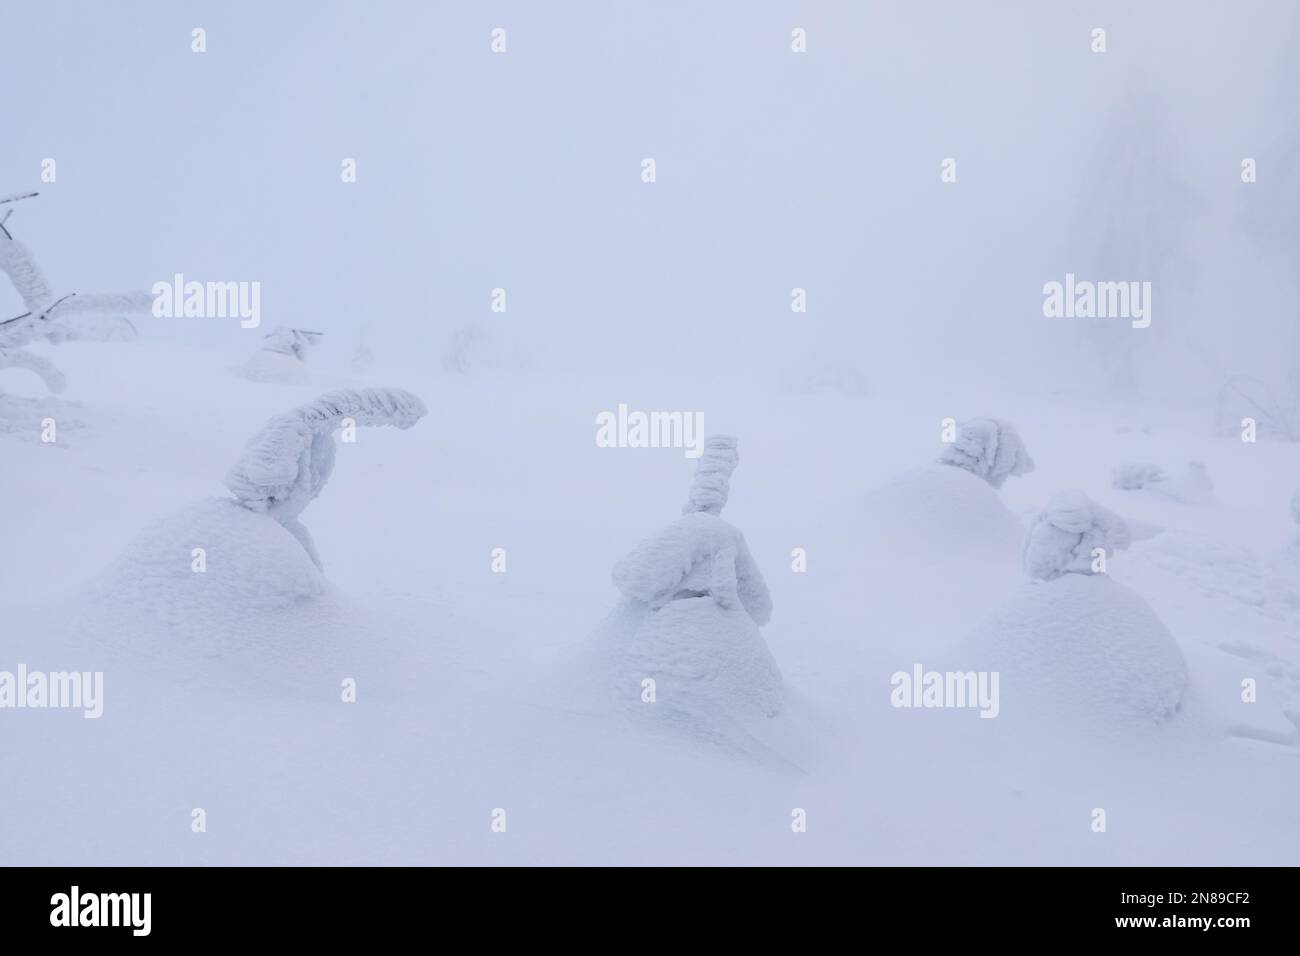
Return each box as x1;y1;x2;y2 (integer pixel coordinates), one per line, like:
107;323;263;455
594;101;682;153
602;435;782;722
92;388;427;616
261;327;323;362
1112;461;1214;505
938;417;1034;488
1111;462;1165;490
1023;492;1131;581
961;490;1186;724
231;328;325;383
0;194;148;393
859;420;1032;575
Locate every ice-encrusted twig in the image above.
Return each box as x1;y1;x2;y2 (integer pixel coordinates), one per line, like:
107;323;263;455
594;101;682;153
682;434;739;515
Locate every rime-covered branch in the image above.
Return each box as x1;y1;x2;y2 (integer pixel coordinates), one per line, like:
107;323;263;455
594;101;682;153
0;347;66;393
938;417;1035;488
682;434;739;515
1023;491;1131;581
225;387;428;523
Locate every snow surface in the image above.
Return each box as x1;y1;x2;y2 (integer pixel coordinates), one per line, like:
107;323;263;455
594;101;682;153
3;342;1299;865
961;574;1188;724
2;0;1299;866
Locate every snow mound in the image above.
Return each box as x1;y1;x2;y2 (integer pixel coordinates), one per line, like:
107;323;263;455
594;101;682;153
863;461;1025;561
614;596;783;720
1023;491;1131;581
938;417;1034;488
87;497;326;618
961;573;1188;724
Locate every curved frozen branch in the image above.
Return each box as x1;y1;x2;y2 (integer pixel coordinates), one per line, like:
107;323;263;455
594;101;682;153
224;387;428;526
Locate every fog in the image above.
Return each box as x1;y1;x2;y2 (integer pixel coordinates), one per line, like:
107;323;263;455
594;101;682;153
2;1;1295;393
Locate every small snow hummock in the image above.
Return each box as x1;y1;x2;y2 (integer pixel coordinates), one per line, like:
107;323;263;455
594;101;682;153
1023;491;1131;581
938;417;1035;489
603;435;782;723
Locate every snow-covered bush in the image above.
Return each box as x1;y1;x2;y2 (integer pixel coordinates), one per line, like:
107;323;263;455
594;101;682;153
261;327;323;362
602;435;782;722
1023;492;1131;581
231;327;325;384
938;417;1034;488
92;388;427;616
1111;462;1165;490
961;491;1186;724
0;193;149;393
1112;461;1214;505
